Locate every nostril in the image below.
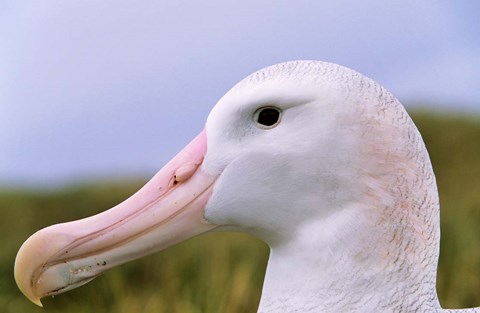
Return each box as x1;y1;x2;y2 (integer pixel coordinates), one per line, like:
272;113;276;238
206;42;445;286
174;163;200;182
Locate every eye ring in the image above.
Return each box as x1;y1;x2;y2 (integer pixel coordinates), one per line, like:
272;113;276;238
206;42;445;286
253;106;282;129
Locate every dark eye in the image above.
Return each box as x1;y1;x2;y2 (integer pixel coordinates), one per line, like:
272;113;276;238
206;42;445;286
254;107;282;128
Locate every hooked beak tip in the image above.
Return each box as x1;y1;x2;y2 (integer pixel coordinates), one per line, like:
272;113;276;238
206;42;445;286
31;298;43;307
14;238;43;307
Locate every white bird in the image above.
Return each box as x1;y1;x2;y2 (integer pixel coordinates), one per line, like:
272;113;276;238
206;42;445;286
15;61;479;312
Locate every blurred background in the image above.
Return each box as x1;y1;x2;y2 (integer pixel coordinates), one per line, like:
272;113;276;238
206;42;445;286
1;1;479;312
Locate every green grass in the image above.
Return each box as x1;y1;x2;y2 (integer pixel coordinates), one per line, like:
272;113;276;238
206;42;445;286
1;110;479;312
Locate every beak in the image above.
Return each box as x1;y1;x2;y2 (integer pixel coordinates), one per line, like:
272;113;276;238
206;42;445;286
14;130;218;306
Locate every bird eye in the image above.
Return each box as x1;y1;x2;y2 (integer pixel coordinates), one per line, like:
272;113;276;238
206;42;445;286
253;107;282;128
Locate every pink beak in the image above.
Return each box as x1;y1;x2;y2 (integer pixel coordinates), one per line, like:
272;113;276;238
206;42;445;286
14;130;218;306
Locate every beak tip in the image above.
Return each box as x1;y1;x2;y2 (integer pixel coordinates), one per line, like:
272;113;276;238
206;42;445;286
30;297;44;307
13;269;43;307
14;256;42;307
14;230;53;308
14;258;44;307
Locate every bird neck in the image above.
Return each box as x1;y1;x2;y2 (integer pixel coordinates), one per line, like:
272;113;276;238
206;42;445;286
257;202;443;313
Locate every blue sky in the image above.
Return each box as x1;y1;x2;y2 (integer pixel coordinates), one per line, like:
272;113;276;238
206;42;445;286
1;1;479;187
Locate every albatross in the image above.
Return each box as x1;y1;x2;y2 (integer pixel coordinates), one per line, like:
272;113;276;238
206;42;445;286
15;61;479;312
